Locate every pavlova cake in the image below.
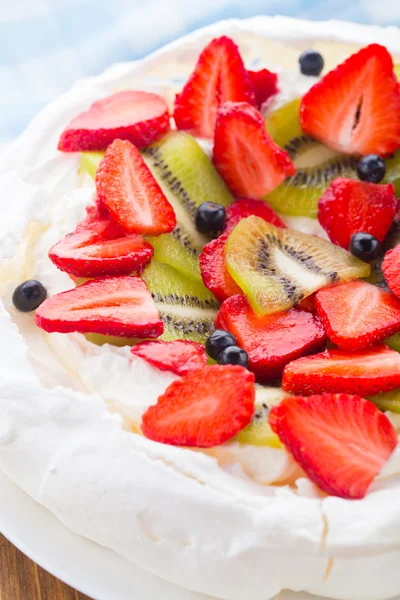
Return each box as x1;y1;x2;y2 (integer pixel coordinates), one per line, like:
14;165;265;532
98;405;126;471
2;15;400;600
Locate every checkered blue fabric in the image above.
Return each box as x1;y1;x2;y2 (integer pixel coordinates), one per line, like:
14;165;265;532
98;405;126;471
1;0;400;145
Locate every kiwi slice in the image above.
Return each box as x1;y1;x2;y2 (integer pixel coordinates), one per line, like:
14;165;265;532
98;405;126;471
225;216;370;317
369;388;400;414
264;98;358;217
79;152;104;180
385;150;400;196
235;386;288;448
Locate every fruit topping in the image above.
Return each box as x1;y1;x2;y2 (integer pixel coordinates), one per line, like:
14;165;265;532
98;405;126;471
217;345;249;368
131;340;207;376
96;139;176;236
318;179;397;250
269;393;398;499
350;233;382;262
369;387;400;414
173;36;255;138
299;50;324;77
195;202;226;234
234;386;287;448
12;280;47;312
282;345;400;396
216;294;326;382
49;205;154;278
315;280;400;350
247;69;279;109
224;198;286;232
382;245;400;299
205;329;237;361
35;276;163;338
225;216;370;317
141;365;255;447
214;101;295;199
199;231;242;302
58;91;170;152
300;44;400;156
357;154;386;183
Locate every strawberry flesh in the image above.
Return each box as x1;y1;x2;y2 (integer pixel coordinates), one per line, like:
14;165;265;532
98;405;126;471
131;340;208;376
316;280;400;350
199;232;242;302
35;276;163;338
383;245;400;299
141;365;255;447
224;198;286;233
269;393;398;499
213;101;295;198
58;91;170;152
247;69;279;109
96;139;176;236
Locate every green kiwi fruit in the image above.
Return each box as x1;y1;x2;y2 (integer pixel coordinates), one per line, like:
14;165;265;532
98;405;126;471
369;388;400;414
79;152;104;180
385;150;400;196
225;216;370;316
234;386;288;447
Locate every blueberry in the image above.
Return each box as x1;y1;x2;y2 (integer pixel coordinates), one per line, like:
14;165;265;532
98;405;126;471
217;346;249;368
12;280;47;312
357;155;386;183
195;202;226;234
350;233;381;261
206;329;237;360
299;51;324;76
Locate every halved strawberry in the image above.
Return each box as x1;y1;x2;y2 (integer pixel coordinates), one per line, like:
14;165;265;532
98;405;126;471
131;340;208;376
298;293;317;315
141;365;255;447
300;44;400;156
49;205;154;278
199;232;242;302
282;345;400;396
318;179;397;249
224;198;286;233
35;276;163;338
269;393;398;499
247;69;279;109
382;245;400;299
58;91;170;152
316;280;400;350
95;139;176;236
216;294;326;382
213;102;295;198
173;36;255;139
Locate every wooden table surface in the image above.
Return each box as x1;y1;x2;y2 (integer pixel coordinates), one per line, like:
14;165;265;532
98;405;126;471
0;534;91;600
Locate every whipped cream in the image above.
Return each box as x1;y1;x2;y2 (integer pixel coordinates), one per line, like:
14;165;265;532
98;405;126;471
2;16;400;600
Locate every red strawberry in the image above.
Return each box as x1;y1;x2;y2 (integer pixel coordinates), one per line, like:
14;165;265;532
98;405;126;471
315;280;400;350
216;294;326;382
58;91;170;152
318;179;397;249
300;44;400;156
131;340;208;376
282;345;400;396
199;232;242;302
213;102;295;198
382;245;400;299
95;139;176;235
141;365;255;447
173;36;255;139
224;198;286;233
269;393;397;499
298;293;317;314
49;205;154;278
35;276;163;338
247;69;278;109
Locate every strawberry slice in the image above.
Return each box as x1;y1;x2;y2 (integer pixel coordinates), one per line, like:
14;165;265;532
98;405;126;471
282;345;400;396
383;245;400;299
216;294;326;382
49;205;154;278
141;365;255;447
35;276;163;338
298;293;317;315
58;91;170;152
95;139;176;235
315;280;400;350
224;198;286;233
213;102;295;198
300;44;400;156
173;36;255;139
318;179;397;249
247;69;279;109
269;393;398;499
131;340;208;376
199;232;242;302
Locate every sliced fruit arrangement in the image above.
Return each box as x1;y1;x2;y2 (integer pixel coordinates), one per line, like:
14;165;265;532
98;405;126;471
225;216;370;317
49;205;154;278
216;294;326;382
131;340;207;376
269;393;398;499
382;245;400;299
213;101;295;198
224;198;286;233
234;386;287;448
199;232;242;302
247;69;278;109
35;276;163;338
315;280;400;350
141;365;255;447
58;91;170;152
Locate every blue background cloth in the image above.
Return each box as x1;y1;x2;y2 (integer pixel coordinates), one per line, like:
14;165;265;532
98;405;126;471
2;0;400;145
